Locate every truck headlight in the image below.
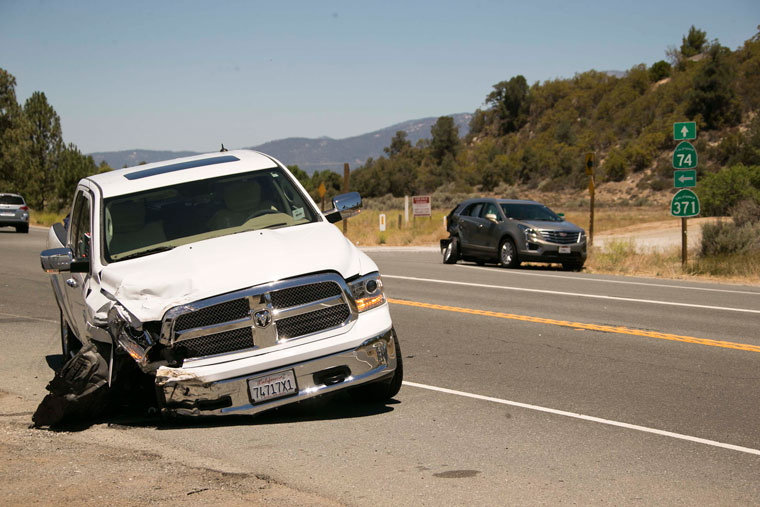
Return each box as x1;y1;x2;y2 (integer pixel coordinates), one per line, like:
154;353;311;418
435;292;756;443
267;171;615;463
107;303;153;365
348;272;386;313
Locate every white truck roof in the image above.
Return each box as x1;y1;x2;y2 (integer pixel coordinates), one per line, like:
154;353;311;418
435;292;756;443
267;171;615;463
87;150;282;198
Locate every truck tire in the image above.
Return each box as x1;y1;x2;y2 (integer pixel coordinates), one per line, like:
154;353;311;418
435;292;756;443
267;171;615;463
60;311;81;360
350;333;403;403
443;237;459;264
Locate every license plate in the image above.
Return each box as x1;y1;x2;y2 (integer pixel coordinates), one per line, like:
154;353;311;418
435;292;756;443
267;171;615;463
559;246;571;254
0;212;13;217
247;370;297;404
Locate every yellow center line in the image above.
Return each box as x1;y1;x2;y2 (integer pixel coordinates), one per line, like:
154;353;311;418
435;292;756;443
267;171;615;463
387;298;760;353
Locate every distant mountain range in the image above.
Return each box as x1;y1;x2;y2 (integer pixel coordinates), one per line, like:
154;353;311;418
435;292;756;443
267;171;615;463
89;113;472;174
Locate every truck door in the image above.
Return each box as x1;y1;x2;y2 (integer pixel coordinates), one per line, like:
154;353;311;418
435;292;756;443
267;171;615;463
63;189;92;340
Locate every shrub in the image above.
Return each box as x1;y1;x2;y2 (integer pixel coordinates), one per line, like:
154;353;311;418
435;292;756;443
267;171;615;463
700;220;760;256
731;199;760;227
603;149;627;182
698;164;760;215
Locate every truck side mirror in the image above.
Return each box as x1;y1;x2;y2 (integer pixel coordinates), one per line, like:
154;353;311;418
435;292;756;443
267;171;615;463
325;192;362;224
40;248;90;273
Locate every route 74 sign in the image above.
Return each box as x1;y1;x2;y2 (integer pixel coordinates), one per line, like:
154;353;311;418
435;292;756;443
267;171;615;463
671;189;700;217
672;141;697;169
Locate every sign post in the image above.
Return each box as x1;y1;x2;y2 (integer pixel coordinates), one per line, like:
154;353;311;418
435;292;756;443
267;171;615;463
671;122;699;267
342;163;349;234
585;152;595;246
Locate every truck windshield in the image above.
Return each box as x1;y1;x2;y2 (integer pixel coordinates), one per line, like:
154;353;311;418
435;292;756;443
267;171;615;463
500;203;562;222
103;168;318;262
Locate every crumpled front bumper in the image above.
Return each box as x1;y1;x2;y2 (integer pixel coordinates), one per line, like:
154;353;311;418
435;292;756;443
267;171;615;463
156;328;398;417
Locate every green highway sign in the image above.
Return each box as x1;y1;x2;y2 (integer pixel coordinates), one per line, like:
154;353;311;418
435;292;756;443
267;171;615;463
674;169;697;188
671;189;700;217
672;141;697;169
674;122;696;140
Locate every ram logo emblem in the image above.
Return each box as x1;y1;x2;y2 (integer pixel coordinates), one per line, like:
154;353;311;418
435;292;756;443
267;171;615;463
254;310;272;328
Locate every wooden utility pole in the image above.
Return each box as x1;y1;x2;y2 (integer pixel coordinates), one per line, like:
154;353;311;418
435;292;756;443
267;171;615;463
343;163;349;234
585;152;595;246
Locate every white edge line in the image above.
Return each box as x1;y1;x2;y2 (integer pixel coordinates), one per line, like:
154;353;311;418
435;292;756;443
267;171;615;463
457;263;760;296
403;381;760;457
0;312;57;324
383;275;760;315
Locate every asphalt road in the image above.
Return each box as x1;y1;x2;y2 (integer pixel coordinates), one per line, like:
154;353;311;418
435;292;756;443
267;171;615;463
2;227;760;505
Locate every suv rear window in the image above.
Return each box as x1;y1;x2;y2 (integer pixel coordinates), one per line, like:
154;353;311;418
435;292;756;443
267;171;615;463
0;195;24;205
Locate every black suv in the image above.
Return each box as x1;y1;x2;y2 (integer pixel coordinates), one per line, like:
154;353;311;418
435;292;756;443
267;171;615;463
441;198;586;270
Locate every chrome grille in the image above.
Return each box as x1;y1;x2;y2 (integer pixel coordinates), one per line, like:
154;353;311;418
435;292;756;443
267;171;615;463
176;327;254;358
277;305;351;340
161;273;355;361
174;298;250;331
540;230;580;244
271;282;341;308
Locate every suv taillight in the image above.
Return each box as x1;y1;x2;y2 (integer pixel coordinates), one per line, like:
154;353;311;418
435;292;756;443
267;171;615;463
20;206;28;211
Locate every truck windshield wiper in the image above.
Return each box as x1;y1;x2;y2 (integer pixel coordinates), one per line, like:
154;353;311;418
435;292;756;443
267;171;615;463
117;245;175;261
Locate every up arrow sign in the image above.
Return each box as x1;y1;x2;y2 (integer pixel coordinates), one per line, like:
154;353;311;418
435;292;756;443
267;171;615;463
674;121;696;140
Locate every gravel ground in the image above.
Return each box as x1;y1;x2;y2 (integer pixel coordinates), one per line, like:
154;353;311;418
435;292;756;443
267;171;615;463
0;391;342;507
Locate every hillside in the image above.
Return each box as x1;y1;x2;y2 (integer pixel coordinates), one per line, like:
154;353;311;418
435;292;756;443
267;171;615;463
88;113;471;173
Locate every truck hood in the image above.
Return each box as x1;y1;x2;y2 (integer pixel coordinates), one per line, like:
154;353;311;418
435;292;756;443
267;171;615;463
99;222;372;323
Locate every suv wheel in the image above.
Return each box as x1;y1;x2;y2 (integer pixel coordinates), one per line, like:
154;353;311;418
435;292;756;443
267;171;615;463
499;238;520;268
16;224;28;233
443;237;459;264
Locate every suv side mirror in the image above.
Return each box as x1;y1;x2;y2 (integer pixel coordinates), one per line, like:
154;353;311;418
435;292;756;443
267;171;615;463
485;213;499;223
325;192;362;224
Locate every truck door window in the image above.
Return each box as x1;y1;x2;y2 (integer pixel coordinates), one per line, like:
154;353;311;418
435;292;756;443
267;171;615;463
70;192;91;260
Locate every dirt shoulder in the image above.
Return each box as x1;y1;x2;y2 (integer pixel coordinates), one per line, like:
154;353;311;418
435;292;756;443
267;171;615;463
0;392;341;507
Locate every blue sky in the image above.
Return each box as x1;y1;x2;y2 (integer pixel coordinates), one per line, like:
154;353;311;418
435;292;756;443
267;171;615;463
1;1;758;153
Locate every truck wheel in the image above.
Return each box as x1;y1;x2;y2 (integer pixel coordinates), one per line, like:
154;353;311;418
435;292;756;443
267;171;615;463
443;237;459;264
60;311;81;359
499;238;520;268
350;333;403;403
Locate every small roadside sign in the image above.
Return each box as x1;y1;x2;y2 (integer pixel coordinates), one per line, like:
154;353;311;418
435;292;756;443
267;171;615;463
674;169;697;188
412;195;432;217
318;182;326;198
673;122;696;141
672;141;697;169
671;189;700;217
379;213;386;232
585;152;594;175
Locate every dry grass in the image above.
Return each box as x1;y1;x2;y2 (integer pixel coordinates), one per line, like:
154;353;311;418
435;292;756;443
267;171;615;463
343;209;449;247
30;209;66;227
343;205;671;247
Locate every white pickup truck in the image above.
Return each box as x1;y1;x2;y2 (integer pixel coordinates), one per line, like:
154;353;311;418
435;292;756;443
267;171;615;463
40;150;402;417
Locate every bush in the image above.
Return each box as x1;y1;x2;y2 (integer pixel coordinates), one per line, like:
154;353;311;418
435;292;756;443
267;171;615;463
731;199;760;227
700;220;760;256
603;149;627;182
698;164;760;215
